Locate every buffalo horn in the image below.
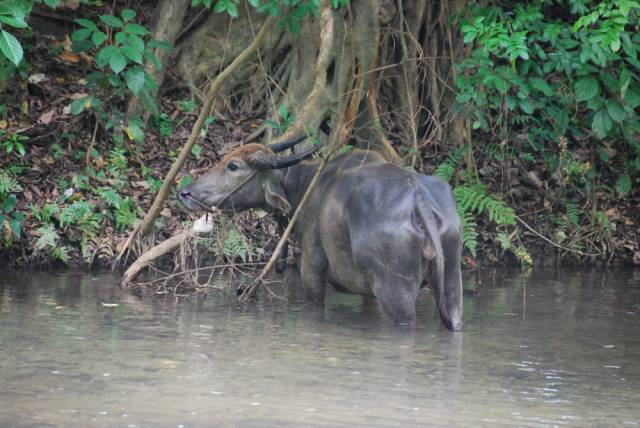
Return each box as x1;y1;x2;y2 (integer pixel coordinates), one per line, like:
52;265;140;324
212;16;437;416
268;134;308;153
247;144;320;170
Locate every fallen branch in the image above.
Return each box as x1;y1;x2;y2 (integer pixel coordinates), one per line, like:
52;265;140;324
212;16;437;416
114;15;276;267
121;231;189;287
121;214;215;286
515;215;600;257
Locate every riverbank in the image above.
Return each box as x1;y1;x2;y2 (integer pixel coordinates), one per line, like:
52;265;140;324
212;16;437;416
2;4;639;272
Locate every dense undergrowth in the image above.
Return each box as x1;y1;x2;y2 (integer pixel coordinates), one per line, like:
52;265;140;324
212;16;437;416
0;0;639;271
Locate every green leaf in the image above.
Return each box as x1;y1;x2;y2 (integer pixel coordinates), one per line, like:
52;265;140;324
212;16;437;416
520;99;534;114
124;23;149;36
43;0;61;8
126;34;145;52
0;2;26;20
121;9;136;22
125;68;145;94
575;76;600;101
620;68;632;98
606;100;626;123
71;28;93;42
529;77;553;96
114;31;127;45
108;50;127;74
9;216;22;237
214;0;227;13
125;122;144;142
615;174;632;196
74;18;97;30
592;109;612;139
0;29;23;66
99;15;123;28
624;88;640;110
1;194;16;212
0;15;28;28
226;2;238;17
91;31;107;47
96;45;118;66
70;97;90;115
121;45;142;64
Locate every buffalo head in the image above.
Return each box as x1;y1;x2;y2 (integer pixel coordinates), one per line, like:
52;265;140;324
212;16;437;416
178;135;317;215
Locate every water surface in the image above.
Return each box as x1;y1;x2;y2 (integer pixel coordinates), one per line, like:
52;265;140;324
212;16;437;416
1;269;639;427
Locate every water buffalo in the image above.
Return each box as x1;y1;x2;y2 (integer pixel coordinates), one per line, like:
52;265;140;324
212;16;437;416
179;137;463;331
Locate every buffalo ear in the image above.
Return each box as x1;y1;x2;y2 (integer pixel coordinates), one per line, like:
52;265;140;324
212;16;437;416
263;177;291;214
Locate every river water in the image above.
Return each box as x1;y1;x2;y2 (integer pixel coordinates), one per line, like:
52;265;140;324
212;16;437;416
0;269;639;427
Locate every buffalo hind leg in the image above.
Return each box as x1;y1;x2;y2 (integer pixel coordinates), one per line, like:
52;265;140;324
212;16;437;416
300;249;328;303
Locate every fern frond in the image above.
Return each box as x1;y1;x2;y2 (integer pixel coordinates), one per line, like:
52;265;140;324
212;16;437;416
460;211;478;257
35;224;60;250
454;184;515;226
565;201;580;227
99;187;122;209
0;169;20;195
115;197;137;232
435;145;469;182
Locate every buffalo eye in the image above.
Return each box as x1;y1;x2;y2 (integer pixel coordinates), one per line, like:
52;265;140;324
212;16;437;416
227;161;239;171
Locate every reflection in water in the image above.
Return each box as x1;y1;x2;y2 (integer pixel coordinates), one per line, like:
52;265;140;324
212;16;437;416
0;269;639;427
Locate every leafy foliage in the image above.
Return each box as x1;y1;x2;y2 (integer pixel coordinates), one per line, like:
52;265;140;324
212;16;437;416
222;226;256;263
0;0;29;67
454;185;516;226
193;0;325;34
0;130;27;156
435;144;468;182
70;9;170;143
459;211;478;257
0;167;24;245
456;0;640;190
35;224;70;263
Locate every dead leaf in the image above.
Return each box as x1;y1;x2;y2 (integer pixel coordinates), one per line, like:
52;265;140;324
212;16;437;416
60;51;82;63
633;251;640;266
28;73;48;84
38;109;55;125
0;120;7;129
605;208;619;220
60;0;80;9
57;36;93;66
70;92;89;100
160;208;172;218
463;256;478;269
42;156;55;165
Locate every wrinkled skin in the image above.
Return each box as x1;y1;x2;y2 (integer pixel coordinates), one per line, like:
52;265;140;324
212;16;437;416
179;146;463;331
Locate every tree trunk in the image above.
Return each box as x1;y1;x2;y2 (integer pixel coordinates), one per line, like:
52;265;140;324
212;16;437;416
174;0;469;160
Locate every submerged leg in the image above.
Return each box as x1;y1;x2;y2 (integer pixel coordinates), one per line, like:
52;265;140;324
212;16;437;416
299;248;328;303
371;280;418;325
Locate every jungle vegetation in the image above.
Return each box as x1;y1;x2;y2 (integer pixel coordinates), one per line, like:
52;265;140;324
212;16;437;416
0;0;639;279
